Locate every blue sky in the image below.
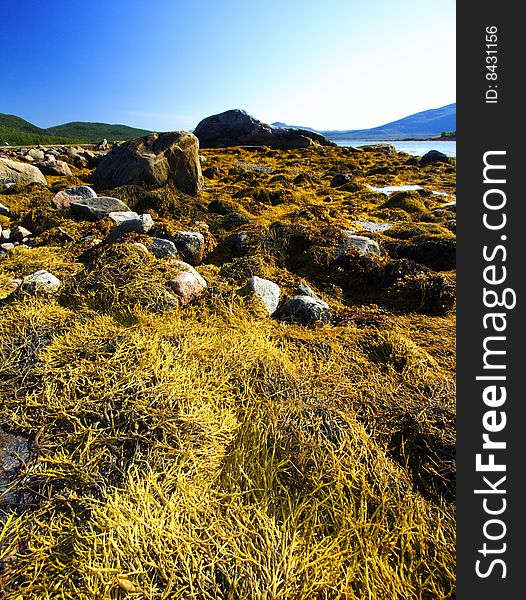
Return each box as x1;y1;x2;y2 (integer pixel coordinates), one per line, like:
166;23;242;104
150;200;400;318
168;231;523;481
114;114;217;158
0;0;455;131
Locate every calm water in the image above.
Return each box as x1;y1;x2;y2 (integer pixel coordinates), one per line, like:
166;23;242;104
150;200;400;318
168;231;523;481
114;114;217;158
334;139;456;158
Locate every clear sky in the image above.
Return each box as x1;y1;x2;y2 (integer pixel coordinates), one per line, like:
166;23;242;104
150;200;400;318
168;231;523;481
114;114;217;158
0;0;455;132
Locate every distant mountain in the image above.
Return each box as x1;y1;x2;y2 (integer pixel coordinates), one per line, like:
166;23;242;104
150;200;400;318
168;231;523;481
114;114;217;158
0;113;152;145
323;104;456;141
46;122;151;143
271;121;317;132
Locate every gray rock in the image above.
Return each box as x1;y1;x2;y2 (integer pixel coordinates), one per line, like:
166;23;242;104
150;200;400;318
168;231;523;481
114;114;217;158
169;231;205;265
296;283;318;299
1;229;11;242
194;109;336;149
36;159;72;177
338;232;381;257
21;270;61;294
91;131;203;195
0;157;47;185
0;202;11;217
106;213;154;242
52;185;97;209
28;148;45;161
0;242;14;251
70;196;131;221
240;276;281;314
274;295;330;324
148;237;178;259
108;211;140;224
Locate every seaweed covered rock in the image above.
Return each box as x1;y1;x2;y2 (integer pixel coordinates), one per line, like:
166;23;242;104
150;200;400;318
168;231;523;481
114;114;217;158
420;150;450;167
194;109;335;149
0;158;47;186
91;131;203;195
380;191;427;214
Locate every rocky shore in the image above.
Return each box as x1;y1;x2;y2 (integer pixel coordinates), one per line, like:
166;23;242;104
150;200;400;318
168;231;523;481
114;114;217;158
0;110;456;599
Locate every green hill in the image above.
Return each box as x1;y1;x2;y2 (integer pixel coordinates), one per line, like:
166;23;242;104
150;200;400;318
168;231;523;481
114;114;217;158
46;121;152;143
0;113;46;134
0;112;153;146
0;127;82;147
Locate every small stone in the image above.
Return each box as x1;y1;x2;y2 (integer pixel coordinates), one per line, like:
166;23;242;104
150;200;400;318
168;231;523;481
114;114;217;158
148;238;178;259
0;203;12;217
240;276;281;315
132;242;150;253
20;270;61;294
11;226;32;242
1;229;11;242
28;149;45;161
108;211;140;224
105;213;154;242
5;278;22;291
52;185;97;209
1;242;14;251
56;228;76;243
274;295;330;325
169;262;207;305
169;231;205;265
338;232;381;257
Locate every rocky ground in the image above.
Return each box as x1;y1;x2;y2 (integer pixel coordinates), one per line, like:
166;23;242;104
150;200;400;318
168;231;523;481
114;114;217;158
0;139;456;599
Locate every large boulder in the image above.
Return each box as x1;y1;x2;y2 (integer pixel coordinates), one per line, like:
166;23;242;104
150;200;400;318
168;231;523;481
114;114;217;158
91;131;203;195
193;109;335;149
0;158;47;185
